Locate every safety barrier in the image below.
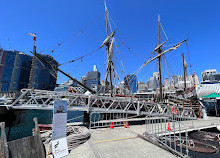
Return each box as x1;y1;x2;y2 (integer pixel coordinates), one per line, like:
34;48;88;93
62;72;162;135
144;114;194;157
89;112;130;129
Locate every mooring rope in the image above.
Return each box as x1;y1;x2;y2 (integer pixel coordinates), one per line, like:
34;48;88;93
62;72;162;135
41;125;91;152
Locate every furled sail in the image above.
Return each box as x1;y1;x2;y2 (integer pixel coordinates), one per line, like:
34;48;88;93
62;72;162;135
100;29;116;48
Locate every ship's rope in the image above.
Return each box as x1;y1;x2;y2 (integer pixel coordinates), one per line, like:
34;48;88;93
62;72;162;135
163;55;175;77
185;41;193;74
120;40;146;60
114;40;139;95
34;54;68;84
38;31;83;55
169;51;181;75
114;40;126;79
53;32;83;62
160;22;169;41
112;42;123;82
162;55;172;82
39;13;103;55
58;47;101;66
35;57;57;79
41;125;91;152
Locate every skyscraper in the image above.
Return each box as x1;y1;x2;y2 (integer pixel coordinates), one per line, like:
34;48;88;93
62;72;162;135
124;74;137;93
172;75;178;87
164;78;171;88
28;54;58;90
0;49;58;92
0;50;32;91
147;72;160;91
9;52;33;91
86;65;100;90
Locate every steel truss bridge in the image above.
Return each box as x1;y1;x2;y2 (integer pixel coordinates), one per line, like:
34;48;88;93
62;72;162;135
1;89;196;119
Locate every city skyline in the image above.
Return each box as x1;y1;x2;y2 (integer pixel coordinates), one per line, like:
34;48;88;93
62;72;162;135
0;0;219;84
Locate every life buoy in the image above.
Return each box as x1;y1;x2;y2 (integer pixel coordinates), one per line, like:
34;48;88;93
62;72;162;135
183;110;188;116
171;106;178;115
68;86;77;93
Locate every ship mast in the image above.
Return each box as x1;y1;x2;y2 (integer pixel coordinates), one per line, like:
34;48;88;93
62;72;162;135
134;17;188;100
157;15;163;102
28;33;37;89
104;1;114;97
182;53;187;92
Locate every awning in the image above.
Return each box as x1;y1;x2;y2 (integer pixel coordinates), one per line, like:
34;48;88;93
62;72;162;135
202;93;220;98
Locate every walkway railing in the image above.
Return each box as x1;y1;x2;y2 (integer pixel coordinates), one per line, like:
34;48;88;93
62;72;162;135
144;115;193;157
89;112;129;129
2;89;197;120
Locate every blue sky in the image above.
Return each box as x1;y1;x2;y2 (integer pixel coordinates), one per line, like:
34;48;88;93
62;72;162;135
0;0;219;84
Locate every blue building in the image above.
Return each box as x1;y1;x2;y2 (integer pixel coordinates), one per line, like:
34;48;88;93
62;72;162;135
0;50;33;91
124;74;137;93
29;54;58;90
0;48;58;92
9;52;33;91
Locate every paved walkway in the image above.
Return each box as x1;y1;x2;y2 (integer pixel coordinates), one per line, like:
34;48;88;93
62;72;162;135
69;127;176;158
47;116;220;158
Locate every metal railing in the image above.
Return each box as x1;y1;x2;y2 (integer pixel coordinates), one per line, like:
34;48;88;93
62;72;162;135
0;91;20;99
2;89;196;119
89;112;129;129
144;115;194;157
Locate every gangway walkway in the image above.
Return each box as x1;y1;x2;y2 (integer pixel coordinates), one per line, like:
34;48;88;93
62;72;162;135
1;89;196;119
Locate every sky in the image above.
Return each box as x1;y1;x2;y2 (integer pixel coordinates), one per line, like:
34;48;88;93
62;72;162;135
0;0;220;84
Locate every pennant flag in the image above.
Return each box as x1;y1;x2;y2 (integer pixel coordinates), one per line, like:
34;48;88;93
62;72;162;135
28;33;36;41
28;33;36;37
192;70;195;77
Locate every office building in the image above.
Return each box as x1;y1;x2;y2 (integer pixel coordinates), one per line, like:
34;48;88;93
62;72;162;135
147;72;160;91
28;54;58;90
86;65;100;89
172;75;178;87
0;48;58;92
137;82;147;93
124;74;137;93
164;78;171;88
188;74;200;85
0;50;32;91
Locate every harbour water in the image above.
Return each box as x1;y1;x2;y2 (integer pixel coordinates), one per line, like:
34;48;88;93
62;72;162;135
3;110;83;141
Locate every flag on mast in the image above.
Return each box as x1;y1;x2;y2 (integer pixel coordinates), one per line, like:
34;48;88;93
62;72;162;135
28;33;36;37
192;70;195;77
28;33;36;41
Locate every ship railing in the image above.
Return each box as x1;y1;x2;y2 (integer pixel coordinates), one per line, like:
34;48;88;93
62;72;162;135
166;105;197;121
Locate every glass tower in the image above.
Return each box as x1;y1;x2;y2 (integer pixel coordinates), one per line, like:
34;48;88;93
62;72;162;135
0;49;58;92
124;74;137;93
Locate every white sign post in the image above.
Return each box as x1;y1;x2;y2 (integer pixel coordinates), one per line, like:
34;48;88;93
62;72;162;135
52;100;69;158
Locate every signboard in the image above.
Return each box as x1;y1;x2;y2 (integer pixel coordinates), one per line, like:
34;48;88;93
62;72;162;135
52;137;69;158
52;100;69;158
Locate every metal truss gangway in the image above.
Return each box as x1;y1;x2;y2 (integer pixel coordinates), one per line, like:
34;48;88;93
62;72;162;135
1;89;196;119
